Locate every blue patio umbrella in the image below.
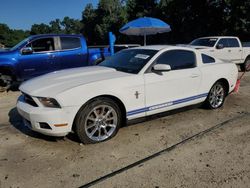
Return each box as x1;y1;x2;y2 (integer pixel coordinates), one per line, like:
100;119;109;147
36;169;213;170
120;17;171;46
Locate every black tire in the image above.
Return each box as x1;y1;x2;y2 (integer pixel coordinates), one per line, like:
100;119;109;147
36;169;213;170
204;81;226;109
0;74;12;92
75;97;122;144
240;57;250;72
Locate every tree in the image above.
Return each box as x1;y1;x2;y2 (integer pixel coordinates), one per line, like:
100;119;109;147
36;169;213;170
49;19;62;34
30;23;51;35
61;16;82;34
81;3;97;43
81;0;127;44
126;0;158;20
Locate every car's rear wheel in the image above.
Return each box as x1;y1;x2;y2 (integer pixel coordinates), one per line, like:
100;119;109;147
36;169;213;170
75;97;122;144
240;57;250;72
205;81;226;109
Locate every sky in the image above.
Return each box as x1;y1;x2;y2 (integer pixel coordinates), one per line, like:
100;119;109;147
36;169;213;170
0;0;99;30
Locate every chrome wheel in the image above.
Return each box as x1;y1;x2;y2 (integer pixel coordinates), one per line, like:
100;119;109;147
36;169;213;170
84;105;118;141
208;83;225;108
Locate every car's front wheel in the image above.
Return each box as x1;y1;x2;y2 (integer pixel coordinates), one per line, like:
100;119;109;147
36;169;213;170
75;97;122;144
205;81;226;109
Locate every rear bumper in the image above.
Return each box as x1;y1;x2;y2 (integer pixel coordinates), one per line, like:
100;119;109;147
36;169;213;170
16;95;78;137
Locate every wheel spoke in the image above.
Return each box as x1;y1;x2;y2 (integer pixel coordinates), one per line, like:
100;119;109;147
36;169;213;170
103;127;109;136
98;128;101;140
87;117;96;122
104;109;113;118
107;124;116;128
86;123;96;129
90;126;98;137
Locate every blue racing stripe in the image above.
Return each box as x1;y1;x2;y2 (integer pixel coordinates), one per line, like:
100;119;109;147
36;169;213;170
127;93;208;116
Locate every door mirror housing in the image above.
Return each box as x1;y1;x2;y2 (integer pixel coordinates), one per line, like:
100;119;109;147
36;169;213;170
153;64;171;72
21;47;33;55
216;44;224;49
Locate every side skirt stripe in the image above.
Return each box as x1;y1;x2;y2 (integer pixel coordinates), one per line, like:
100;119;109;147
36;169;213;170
127;93;208;116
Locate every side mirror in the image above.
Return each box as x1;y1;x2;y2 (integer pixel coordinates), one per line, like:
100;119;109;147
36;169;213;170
153;64;171;72
21;47;33;55
216;44;224;49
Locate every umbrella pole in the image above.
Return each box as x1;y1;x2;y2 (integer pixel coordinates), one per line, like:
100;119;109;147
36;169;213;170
144;34;146;46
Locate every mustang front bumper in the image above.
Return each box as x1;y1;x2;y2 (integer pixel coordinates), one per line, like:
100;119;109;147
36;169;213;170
17;95;79;137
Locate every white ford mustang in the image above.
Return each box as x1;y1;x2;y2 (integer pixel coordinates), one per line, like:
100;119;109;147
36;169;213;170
17;45;238;144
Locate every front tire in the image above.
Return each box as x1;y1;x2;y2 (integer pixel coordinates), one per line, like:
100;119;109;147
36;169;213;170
205;81;226;109
240;57;250;72
75;97;122;144
0;74;12;92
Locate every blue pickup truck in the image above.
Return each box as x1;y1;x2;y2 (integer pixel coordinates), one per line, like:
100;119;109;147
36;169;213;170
0;34;111;91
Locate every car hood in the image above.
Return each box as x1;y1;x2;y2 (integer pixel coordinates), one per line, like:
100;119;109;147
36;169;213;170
19;66;131;97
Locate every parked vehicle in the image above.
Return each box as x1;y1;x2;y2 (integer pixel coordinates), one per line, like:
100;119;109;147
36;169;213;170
189;36;250;71
17;45;238;144
0;34;111;91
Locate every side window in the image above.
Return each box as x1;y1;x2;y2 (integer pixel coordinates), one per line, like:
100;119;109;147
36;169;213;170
28;38;55;52
155;50;196;70
202;54;215;64
217;39;229;48
227;38;240;47
60;37;81;50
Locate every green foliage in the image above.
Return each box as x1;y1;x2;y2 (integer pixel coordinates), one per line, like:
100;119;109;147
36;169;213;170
0;0;250;47
0;23;29;48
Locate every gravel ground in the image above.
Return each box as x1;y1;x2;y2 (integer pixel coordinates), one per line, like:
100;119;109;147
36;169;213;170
0;72;249;188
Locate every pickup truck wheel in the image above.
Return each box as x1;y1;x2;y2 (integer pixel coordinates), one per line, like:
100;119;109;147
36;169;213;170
240;57;250;72
75;97;122;144
205;81;226;109
0;74;12;92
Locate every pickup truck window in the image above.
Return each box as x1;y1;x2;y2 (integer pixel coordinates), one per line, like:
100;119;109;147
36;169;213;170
99;49;157;74
190;38;218;47
60;37;81;50
217;39;229;47
155;50;196;70
227;38;240;47
27;38;55;52
202;54;215;64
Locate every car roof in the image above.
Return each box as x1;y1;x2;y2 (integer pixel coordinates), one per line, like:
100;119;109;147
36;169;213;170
132;45;196;51
197;36;238;39
29;34;83;39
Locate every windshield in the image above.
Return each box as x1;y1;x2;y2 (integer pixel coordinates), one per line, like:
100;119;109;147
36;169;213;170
190;38;218;47
10;37;30;51
99;49;157;74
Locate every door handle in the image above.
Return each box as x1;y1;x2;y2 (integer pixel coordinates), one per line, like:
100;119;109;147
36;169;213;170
190;74;199;78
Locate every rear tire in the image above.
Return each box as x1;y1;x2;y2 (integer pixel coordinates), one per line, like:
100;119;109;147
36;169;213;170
75;97;122;144
204;81;226;109
240;57;250;72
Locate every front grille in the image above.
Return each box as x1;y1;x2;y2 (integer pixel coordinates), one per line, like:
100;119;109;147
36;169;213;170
23;93;38;107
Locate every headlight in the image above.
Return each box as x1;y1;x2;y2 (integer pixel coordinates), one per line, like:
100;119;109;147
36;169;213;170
37;97;61;108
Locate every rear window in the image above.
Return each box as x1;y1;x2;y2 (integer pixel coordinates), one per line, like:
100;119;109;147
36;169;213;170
202;54;215;64
227;38;240;47
60;37;81;50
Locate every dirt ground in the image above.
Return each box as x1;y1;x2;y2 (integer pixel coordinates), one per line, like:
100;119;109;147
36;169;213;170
0;73;249;188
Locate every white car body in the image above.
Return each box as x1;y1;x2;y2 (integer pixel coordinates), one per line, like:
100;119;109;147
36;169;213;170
17;45;238;137
189;36;250;65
